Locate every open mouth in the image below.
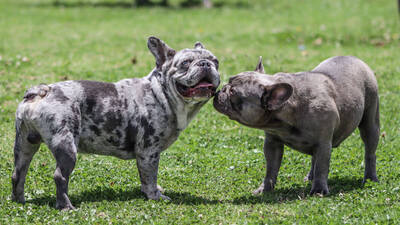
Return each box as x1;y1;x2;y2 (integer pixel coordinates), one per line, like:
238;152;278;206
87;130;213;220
176;78;216;98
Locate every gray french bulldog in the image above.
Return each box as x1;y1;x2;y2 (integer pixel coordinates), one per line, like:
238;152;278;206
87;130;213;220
11;36;220;210
213;56;379;195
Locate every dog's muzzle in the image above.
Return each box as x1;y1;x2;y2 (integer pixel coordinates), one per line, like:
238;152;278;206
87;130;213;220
176;62;219;99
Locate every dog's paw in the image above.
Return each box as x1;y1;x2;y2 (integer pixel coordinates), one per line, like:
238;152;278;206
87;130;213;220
252;183;264;195
148;193;171;201
56;203;76;211
160;194;171;201
145;190;171;201
310;184;329;196
252;181;275;195
157;185;165;193
363;175;379;185
11;194;26;204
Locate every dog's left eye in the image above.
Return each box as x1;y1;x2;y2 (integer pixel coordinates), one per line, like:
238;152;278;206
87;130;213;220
181;60;191;67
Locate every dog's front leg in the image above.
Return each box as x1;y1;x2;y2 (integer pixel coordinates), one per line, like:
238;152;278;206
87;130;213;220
136;151;170;200
253;135;284;195
310;142;332;195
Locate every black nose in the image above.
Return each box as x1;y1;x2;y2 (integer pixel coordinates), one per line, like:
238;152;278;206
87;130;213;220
197;60;211;68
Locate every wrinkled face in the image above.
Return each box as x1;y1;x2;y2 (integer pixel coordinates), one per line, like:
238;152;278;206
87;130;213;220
213;56;293;129
165;49;220;101
148;37;220;103
213;72;270;128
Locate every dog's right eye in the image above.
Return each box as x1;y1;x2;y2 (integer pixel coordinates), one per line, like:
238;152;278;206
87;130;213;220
212;59;219;70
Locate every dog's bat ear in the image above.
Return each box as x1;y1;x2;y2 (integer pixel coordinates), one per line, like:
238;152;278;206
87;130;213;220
194;42;205;49
147;36;176;70
255;56;265;73
261;83;293;111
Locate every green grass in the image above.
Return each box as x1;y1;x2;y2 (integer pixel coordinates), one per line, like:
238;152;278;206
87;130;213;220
1;0;399;223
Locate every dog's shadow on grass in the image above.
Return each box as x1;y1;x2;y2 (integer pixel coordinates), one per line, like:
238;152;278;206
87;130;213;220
27;187;143;208
27;186;221;208
232;177;364;204
27;177;364;208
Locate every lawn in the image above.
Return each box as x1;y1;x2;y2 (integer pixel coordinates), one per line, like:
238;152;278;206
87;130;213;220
0;0;399;223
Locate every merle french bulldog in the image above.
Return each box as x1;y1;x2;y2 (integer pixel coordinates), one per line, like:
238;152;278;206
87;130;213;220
213;56;379;195
11;36;220;210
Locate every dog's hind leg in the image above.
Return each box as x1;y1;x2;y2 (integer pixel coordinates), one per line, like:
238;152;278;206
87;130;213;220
359;98;380;184
48;132;78;210
11;120;41;204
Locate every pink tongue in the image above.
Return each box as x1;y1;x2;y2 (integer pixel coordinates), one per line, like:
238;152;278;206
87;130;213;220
194;82;214;89
183;81;214;97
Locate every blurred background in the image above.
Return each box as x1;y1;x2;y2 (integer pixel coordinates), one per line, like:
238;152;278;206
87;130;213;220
1;0;398;111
